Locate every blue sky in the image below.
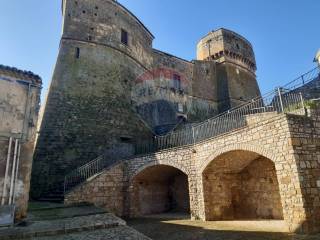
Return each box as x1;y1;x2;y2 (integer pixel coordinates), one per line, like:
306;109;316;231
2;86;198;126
0;0;319;103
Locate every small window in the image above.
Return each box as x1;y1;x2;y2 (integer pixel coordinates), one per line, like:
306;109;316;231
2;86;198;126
121;29;128;46
178;103;184;113
120;136;132;143
173;74;181;90
75;47;80;59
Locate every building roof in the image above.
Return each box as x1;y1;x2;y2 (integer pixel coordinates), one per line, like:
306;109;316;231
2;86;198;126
0;64;42;85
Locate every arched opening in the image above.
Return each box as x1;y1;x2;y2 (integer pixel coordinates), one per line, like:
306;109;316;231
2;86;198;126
202;150;284;221
131;165;190;216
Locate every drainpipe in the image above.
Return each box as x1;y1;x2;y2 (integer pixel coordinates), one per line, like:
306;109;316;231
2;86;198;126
12;143;21;205
21;83;31;141
9;139;18;205
1;137;13;205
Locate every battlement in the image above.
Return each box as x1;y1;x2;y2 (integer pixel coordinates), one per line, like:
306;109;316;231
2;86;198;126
197;28;256;73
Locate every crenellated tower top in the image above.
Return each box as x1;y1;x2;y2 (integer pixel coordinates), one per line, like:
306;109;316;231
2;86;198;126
197;28;256;74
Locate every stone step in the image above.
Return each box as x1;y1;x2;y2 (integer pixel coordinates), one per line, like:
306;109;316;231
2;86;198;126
27;204;108;221
0;213;126;240
15;226;152;240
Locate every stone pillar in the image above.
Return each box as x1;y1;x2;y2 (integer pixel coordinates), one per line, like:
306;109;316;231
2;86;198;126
284;114;320;233
188;170;200;220
274;153;307;233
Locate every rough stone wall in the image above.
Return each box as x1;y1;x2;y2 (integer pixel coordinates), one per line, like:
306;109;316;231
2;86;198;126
0;68;41;219
196;28;260;112
62;0;154;67
197;28;256;71
202;152;283;220
130;167;190;216
65;111;320;234
286;113;320;233
64;164;126;216
213;62;261;112
31;39;153;199
171;174;190;212
235;158;283;220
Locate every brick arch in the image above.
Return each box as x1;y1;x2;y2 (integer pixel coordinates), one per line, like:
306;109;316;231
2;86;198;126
129;160;190;181
199;143;280;173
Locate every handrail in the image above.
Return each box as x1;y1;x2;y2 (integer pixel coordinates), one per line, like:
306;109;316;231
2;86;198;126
64;66;320;194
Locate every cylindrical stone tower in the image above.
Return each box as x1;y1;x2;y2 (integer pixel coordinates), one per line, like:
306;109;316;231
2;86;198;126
197;28;261;111
31;0;154;199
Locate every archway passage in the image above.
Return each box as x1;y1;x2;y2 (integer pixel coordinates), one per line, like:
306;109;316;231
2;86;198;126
203;150;284;221
131;165;190;216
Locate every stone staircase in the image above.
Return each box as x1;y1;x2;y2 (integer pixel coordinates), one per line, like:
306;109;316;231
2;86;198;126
63;67;320;196
0;203;150;240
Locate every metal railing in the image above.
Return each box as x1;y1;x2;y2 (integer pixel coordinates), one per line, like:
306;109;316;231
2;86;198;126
134;90;305;154
64;66;320;194
64;154;125;194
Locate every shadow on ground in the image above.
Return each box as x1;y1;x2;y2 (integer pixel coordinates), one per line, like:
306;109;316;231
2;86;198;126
126;215;320;240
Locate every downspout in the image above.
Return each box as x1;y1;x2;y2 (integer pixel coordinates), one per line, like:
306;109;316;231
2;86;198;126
9;139;18;205
12;143;21;205
22;83;31;141
1;137;13;205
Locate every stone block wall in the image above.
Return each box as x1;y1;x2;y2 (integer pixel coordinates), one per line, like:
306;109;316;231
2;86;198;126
202;151;283;220
65;111;320;234
31;38;153;199
65;163;126;216
286;113;320;233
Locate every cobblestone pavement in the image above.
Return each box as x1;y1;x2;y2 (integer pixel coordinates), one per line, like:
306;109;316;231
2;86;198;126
0;204;150;240
0;213;126;240
16;226;151;240
27;204;108;221
127;215;320;240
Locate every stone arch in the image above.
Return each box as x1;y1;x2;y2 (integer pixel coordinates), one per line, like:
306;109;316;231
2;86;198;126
199;143;280;173
201;145;284;221
128;163;190;217
129;159;190;181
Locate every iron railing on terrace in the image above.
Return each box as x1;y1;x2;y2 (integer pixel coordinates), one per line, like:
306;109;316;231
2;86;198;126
64;66;320;194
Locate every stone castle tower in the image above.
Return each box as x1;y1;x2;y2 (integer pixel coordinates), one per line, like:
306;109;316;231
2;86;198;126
197;29;260;111
31;0;261;199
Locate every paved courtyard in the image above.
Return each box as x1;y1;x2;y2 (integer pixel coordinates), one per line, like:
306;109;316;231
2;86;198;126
0;203;150;240
127;214;320;240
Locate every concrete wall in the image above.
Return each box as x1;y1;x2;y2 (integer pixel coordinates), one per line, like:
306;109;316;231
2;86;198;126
0;69;41;219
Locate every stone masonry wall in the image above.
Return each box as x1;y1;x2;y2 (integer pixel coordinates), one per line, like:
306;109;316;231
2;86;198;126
31;39;153;199
286;113;320;233
202;156;283;221
65;164;126;216
65;111;320;233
